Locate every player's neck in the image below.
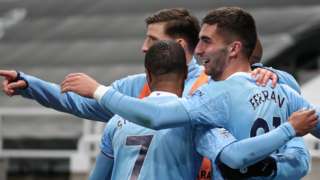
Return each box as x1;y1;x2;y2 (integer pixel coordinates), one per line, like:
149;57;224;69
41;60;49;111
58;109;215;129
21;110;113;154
219;58;251;80
185;52;193;64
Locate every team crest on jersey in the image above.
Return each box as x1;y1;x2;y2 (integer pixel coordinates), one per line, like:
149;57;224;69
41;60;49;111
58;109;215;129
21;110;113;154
192;89;205;97
218;128;230;138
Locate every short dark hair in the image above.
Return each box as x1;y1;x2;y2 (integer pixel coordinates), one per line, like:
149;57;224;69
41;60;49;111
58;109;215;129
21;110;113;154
145;8;200;53
145;40;187;76
202;7;257;58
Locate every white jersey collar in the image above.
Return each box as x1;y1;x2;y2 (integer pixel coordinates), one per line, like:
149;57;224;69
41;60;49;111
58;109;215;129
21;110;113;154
149;91;178;97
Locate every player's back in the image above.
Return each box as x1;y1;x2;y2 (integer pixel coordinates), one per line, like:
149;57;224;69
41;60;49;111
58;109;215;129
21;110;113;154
224;73;312;180
220;72;296;140
107;94;202;180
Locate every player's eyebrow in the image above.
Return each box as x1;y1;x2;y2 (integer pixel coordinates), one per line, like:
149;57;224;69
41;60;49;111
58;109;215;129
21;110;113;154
199;35;211;43
148;35;158;41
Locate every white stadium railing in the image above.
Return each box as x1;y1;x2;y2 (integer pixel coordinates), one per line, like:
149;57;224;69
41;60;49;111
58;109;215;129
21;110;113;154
0;107;105;179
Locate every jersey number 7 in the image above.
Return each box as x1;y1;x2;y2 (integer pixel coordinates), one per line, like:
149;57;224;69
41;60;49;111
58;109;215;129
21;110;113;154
126;135;154;180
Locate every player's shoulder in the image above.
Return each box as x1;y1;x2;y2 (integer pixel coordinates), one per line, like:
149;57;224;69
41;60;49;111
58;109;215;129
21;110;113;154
113;73;146;84
111;73;147;95
125;73;147;80
187;78;230;104
200;77;235;94
222;73;263;94
226;72;255;84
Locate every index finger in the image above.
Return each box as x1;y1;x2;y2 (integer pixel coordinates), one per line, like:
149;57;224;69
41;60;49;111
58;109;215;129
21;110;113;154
0;70;17;80
0;70;12;76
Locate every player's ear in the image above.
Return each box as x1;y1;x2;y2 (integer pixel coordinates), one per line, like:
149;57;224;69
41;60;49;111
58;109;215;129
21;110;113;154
176;38;187;51
228;41;241;58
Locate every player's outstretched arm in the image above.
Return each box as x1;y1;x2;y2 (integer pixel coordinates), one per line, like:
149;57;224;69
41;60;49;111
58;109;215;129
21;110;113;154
60;73;192;129
0;70;113;122
198;122;295;169
93;85;229;129
216;137;310;179
194;109;315;168
217;109;317;169
194;110;315;179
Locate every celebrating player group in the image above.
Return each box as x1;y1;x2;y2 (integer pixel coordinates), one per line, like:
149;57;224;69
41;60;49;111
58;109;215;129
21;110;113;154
1;6;319;180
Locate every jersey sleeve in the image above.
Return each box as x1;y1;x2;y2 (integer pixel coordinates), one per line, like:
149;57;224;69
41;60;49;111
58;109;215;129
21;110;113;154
271;137;310;180
100;118;118;158
218;122;296;169
16;72;146;122
97;82;231;129
274;69;301;94
195;127;236;162
17;72;113;122
89;151;114;180
98;87;191;130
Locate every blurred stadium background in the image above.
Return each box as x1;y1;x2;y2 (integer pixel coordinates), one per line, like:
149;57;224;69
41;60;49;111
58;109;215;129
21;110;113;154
0;0;320;179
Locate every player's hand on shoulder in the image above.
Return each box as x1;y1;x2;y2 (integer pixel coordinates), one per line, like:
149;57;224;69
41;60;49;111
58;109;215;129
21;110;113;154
61;72;100;98
0;69;27;96
251;68;277;88
289;109;318;136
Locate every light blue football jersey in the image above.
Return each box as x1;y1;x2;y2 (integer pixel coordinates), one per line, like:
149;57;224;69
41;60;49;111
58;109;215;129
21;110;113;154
103;92;235;180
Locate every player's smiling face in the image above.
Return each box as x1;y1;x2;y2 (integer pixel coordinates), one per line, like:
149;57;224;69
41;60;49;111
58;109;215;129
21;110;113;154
195;24;230;80
141;22;172;54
